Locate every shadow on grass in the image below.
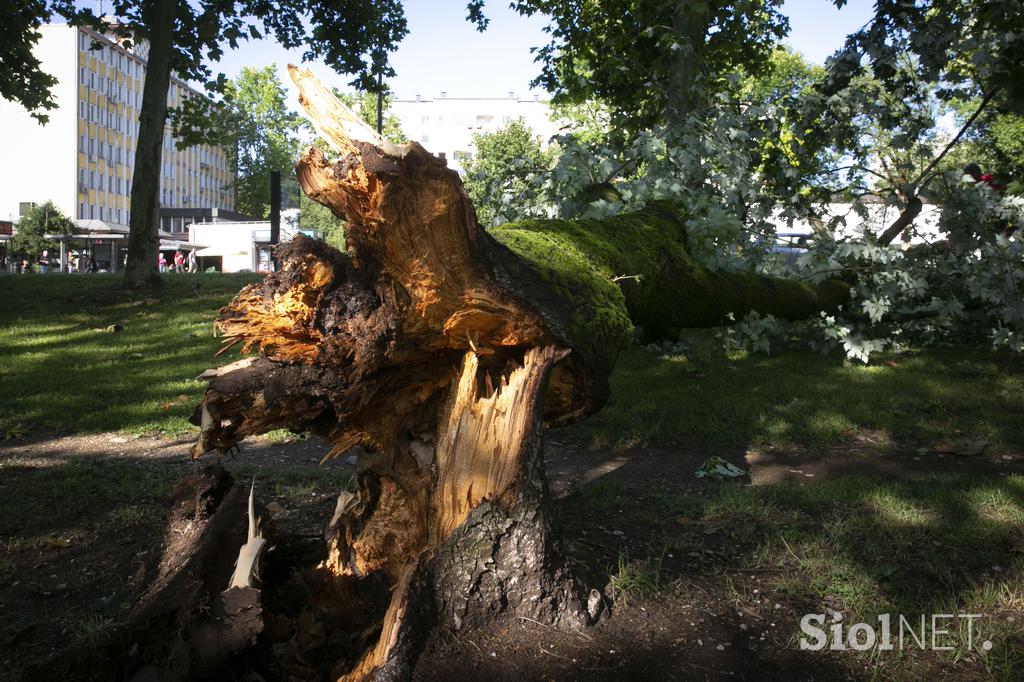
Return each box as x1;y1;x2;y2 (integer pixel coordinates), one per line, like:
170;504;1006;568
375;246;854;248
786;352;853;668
0;273;258;436
550;448;1024;680
563;345;1024;452
0;447;352;679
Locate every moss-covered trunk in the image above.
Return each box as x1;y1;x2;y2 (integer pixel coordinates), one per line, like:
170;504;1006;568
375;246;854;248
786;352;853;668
187;67;847;680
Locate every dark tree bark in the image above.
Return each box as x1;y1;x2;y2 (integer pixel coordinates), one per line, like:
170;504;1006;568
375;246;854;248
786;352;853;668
667;0;709;125
123;0;177;288
877;194;924;246
186;67;848;680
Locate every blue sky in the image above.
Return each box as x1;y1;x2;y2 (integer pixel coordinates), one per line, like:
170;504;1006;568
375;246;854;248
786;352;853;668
208;0;877;105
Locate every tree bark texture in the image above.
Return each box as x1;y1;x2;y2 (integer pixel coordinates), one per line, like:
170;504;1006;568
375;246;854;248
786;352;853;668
188;66;849;681
878;194;924;246
124;0;177;288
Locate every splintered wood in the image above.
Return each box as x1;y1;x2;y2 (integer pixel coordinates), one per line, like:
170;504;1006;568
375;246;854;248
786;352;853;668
217;254;334;363
432;347;566;542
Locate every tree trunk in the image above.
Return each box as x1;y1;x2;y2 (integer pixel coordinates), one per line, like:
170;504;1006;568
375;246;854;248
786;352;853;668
877;194;924;246
188;67;848;681
667;0;709;126
123;0;177;288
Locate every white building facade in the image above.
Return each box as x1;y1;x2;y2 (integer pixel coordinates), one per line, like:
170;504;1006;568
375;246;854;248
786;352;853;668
189;209;309;273
390;93;559;174
0;23;235;226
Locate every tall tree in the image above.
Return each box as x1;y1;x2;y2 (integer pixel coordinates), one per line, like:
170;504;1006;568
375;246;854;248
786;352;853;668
512;0;789;133
5;1;407;288
221;66;302;219
461;119;552;226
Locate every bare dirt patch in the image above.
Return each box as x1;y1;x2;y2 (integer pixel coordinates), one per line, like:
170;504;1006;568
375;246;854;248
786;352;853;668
2;432;1022;681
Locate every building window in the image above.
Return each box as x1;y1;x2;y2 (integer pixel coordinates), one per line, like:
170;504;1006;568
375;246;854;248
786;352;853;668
18;202;36;217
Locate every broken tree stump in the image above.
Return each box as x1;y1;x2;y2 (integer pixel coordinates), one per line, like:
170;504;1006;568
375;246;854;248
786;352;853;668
188;65;849;681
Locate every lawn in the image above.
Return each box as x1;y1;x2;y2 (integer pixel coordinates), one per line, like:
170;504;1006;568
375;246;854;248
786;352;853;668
564;338;1024;453
0;272;258;438
2;274;1024;679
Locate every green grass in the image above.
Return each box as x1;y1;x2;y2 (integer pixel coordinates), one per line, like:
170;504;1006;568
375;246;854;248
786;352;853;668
608;550;668;606
563;338;1024;451
568;470;1024;678
0;273;258;437
711;474;1024;676
0;458;179;526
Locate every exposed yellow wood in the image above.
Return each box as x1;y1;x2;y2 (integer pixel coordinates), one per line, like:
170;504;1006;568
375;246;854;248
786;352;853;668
336;560;420;682
432;346;566;542
216;254;333;363
288;64;401;156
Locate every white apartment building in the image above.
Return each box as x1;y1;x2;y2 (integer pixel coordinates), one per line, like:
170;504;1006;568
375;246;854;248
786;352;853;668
0;23;235;227
390;92;560;174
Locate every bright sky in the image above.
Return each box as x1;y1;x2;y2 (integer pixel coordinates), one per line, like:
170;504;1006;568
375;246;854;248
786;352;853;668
208;0;878;107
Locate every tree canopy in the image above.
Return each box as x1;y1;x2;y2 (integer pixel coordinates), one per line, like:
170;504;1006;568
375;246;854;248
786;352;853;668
462;119;552;226
513;0;789;131
11;200;74;258
220;66;302;219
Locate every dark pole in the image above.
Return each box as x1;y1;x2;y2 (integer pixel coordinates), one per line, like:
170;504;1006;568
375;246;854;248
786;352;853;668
270;170;281;244
270;170;281;270
376;71;384;135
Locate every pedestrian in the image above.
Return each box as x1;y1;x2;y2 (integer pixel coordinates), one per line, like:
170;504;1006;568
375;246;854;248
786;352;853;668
39;250;49;274
158;252;167;272
188;248;198;273
173;249;185;273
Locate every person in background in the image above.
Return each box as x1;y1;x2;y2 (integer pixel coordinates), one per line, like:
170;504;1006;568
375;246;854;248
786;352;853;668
173;249;185;273
157;252;167;272
963;163;1004;193
188;248;198;273
962;163;1015;238
38;250;49;274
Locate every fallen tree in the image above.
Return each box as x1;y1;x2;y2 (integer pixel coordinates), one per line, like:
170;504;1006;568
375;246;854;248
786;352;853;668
185;66;849;681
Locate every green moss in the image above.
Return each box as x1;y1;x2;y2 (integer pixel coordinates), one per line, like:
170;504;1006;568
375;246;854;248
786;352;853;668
491;207;848;345
488;223;633;358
